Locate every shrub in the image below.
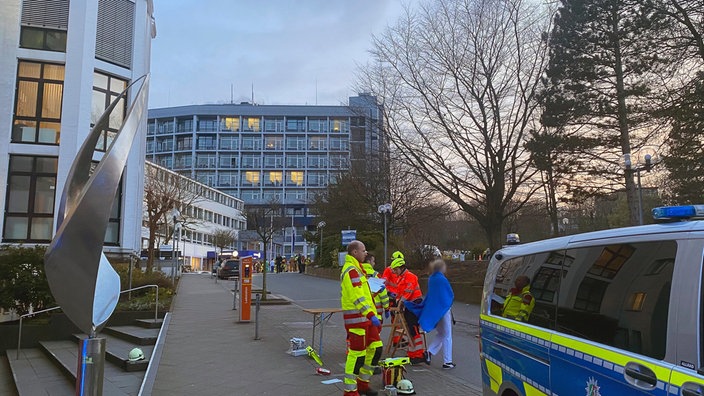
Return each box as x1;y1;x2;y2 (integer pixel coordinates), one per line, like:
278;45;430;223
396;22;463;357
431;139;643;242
0;245;55;315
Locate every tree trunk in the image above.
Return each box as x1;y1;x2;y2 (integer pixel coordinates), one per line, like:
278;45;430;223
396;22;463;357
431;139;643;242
612;6;639;226
262;240;269;300
146;222;156;273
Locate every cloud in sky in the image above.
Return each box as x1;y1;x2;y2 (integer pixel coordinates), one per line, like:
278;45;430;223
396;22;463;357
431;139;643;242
148;0;410;109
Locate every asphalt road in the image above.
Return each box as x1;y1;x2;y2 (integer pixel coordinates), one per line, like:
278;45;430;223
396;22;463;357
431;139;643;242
249;271;484;389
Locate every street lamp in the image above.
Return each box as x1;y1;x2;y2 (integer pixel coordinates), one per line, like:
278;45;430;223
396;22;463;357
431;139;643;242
624;150;660;225
378;203;392;267
317;221;326;262
170;207;181;284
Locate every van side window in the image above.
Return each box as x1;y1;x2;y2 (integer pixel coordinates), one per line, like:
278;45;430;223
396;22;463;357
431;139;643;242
491;252;566;330
559;241;676;360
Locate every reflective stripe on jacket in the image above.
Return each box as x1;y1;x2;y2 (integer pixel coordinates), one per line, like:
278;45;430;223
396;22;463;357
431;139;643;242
340;255;376;329
502;285;535;322
396;269;422;302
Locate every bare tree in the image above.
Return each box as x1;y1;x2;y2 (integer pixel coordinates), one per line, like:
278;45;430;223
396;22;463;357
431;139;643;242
245;200;284;300
358;0;551;249
212;228;238;257
144;164;202;273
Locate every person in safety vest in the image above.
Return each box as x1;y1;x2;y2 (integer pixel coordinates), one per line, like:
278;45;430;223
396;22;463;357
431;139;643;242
381;251;403;298
340;240;382;396
390;256;426;364
361;254;390;323
502;275;535;322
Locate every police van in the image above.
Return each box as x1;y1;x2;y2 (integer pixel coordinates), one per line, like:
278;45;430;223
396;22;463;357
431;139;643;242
480;206;704;396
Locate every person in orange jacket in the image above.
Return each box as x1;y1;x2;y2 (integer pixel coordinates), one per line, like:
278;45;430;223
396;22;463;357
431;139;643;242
389;255;426;364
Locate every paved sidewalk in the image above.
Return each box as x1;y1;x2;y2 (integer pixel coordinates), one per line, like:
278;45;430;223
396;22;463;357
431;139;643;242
151;273;482;395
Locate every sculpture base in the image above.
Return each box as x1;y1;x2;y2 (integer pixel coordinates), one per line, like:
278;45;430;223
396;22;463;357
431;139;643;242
76;337;105;396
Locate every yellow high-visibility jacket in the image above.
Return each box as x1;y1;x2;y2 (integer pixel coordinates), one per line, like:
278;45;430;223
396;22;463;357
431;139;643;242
502;285;535;322
341;255;377;330
361;262;390;320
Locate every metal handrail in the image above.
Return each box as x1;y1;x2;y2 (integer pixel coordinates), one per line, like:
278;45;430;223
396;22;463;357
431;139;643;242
16;306;62;359
16;284;160;360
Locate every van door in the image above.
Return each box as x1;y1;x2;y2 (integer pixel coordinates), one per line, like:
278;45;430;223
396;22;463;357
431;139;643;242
550;241;677;395
481;252;563;395
668;242;704;395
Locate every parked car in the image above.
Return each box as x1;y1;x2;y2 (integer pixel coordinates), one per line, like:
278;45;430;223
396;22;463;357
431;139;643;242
217;259;240;279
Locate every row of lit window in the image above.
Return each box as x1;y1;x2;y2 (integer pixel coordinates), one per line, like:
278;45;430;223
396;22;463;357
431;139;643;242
146;136;349;152
149;116;352;135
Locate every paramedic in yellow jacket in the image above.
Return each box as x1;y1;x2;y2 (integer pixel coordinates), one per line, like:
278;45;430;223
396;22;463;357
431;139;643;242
361;254;390;323
502;275;535;322
341;241;382;396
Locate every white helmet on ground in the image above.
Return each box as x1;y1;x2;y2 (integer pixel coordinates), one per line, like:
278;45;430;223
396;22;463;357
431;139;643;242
128;347;145;362
396;379;415;394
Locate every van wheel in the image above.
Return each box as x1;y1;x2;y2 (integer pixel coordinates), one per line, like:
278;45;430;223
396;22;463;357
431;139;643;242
502;391;519;396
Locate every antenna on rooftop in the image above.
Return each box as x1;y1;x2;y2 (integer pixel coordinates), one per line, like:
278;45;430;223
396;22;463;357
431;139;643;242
251;82;255;104
230;84;234;104
315;78;318;105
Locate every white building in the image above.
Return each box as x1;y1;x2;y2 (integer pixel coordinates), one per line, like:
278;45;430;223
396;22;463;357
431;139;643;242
0;0;156;261
141;162;246;272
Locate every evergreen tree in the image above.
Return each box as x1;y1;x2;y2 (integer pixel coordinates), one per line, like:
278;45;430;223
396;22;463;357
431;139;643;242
664;73;704;203
542;0;671;225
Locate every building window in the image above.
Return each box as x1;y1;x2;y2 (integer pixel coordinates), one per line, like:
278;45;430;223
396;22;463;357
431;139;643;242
287;171;304;186
219;154;238;168
244;171;260;186
309;136;327;150
197;117;217;132
92;71;128;151
286;118;306;132
12;61;64;144
244;117;260;132
95;0;135;68
221;117;240;132
20;27;67;51
265;171;283;186
264;117;284;132
220;135;239;150
263;155;283;168
3;156;58;242
105;181;122;245
265;136;283;150
286;154;305;168
176;118;193;132
242;136;262;150
241;154;261;169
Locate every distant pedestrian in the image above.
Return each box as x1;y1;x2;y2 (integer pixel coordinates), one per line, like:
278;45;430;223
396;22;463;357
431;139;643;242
405;259;455;369
269;258;275;273
297;254;304;273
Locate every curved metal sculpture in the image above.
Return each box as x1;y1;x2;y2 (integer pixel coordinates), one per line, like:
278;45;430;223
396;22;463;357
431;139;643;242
45;75;150;336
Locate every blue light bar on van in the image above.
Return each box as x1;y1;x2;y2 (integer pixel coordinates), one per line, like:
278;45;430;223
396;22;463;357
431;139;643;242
652;205;704;220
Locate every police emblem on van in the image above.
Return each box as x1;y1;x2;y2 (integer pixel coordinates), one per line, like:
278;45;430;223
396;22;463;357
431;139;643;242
585;377;601;396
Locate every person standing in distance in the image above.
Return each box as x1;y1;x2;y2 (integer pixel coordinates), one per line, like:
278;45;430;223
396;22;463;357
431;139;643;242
340;240;382;396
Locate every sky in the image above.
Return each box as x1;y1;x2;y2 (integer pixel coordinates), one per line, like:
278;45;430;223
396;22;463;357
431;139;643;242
148;1;410;109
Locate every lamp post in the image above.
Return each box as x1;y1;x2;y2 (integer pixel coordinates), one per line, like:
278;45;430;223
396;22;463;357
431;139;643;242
170;207;180;285
378;203;392;267
624;151;659;225
317;221;326;262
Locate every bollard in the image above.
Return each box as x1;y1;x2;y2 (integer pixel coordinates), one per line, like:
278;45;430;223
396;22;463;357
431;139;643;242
254;293;261;340
232;280;238;310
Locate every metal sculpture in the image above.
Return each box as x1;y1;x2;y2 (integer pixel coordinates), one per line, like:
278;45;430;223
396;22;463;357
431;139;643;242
45;75;149;336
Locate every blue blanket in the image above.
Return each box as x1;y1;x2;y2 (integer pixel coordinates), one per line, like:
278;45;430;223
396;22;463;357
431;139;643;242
405;272;454;332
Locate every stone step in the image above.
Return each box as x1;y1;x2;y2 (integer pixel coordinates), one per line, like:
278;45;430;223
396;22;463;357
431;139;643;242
39;340;141;396
5;348;74;396
0;354;19;396
103;325;159;346
134;318;163;329
72;334;152;372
